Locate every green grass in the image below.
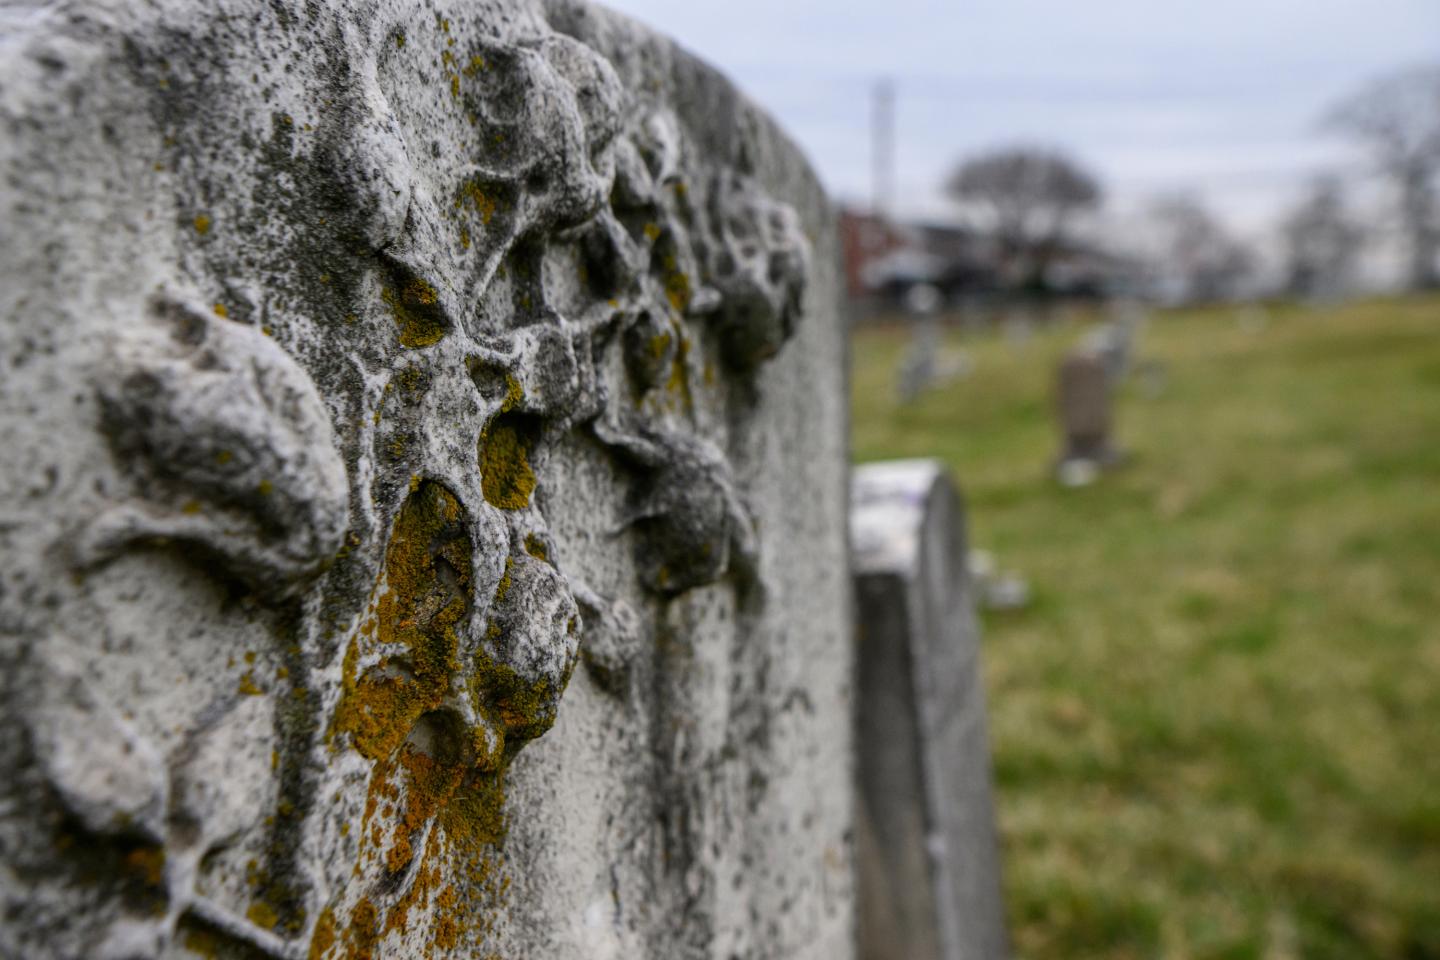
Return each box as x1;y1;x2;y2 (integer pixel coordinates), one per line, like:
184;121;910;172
851;297;1440;960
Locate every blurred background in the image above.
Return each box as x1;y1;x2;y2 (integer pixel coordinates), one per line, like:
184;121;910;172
605;2;1439;957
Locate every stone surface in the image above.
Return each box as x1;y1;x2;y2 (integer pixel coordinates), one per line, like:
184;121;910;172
0;1;850;957
851;460;1008;960
1055;348;1119;469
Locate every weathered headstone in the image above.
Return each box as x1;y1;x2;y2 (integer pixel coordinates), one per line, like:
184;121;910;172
1082;301;1144;389
897;318;942;403
851;461;1009;960
0;2;852;957
1055;348;1121;481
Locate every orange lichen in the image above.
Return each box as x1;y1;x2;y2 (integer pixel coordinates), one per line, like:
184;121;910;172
124;846;165;887
332;481;472;761
456;181;497;226
307;905;337;959
343;898;379;960
325;480;535;955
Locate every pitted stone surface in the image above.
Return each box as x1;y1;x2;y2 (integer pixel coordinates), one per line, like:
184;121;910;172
0;2;850;957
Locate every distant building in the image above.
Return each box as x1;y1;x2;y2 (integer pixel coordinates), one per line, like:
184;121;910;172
838;205;1136;312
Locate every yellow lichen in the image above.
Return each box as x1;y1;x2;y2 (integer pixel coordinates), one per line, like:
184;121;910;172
381;277;446;349
662;254;692;313
193;213;211;235
332;482;471;761
343;898;379;960
666;329;693;409
307;905;337;959
125;846;165;886
467;655;556;742
478;423;535;510
456;181;497;226
183;929;221;958
246;902;279;931
326;481;527;956
212;303;228;318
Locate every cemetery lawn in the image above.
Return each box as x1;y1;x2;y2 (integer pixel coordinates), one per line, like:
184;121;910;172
850;296;1440;960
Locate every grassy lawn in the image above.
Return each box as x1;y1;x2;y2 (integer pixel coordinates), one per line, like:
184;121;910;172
850;296;1440;960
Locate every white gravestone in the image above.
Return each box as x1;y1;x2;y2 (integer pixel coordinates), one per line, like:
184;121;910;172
851;460;1008;960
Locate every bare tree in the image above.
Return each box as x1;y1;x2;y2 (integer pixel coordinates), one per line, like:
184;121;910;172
1280;175;1363;299
1325;65;1440;290
944;146;1102;291
1146;194;1255;304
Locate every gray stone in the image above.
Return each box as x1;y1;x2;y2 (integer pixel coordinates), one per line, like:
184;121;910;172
0;2;851;957
851;461;1009;960
1055;348;1120;472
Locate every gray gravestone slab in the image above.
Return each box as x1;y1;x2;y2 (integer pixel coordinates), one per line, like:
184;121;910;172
0;2;852;957
851;461;1008;960
1056;349;1118;468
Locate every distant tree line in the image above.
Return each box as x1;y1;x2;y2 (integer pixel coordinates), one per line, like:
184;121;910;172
939;63;1440;305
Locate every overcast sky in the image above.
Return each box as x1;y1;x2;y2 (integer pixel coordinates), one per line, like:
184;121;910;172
596;0;1439;241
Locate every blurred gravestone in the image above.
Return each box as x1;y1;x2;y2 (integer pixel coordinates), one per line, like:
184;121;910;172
1055;348;1122;483
897;284;943;403
898;317;943;403
851;461;1009;960
1083;301;1145;388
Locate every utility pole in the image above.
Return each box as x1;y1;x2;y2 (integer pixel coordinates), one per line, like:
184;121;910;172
871;77;895;220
